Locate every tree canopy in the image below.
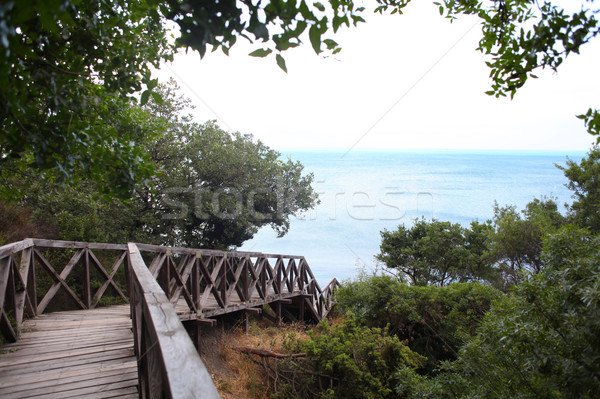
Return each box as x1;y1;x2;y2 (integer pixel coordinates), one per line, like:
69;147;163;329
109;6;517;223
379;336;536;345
377;195;567;290
557;145;600;232
1;82;318;249
0;0;363;199
2;0;598;199
377;219;488;286
432;225;600;398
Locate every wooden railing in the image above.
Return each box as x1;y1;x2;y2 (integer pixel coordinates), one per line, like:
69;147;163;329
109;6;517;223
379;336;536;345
135;243;339;322
0;238;339;397
128;243;219;398
0;239;129;342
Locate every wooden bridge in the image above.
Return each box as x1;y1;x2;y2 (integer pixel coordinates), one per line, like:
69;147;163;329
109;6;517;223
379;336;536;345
0;239;339;398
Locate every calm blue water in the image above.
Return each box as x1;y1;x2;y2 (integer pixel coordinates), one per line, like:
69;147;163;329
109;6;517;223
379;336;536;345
239;150;586;284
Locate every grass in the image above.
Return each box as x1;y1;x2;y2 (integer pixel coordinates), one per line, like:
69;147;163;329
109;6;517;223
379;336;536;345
204;316;311;399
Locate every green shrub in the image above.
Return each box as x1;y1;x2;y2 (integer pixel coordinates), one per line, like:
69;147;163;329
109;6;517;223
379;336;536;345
336;275;501;371
426;225;600;398
276;316;425;399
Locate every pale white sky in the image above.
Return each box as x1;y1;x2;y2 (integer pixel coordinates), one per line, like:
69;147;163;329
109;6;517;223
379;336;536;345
157;1;599;152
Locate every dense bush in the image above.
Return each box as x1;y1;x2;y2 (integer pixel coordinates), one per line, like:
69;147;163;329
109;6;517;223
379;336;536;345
421;225;600;398
336;275;501;370
276;316;425;399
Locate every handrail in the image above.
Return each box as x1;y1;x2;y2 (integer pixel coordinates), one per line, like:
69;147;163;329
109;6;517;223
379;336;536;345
318;278;340;318
128;243;220;398
0;238;34;258
135;244;337;322
0;239;130;342
1;238;339;342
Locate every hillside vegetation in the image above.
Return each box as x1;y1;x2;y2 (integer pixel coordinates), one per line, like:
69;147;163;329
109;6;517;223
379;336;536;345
211;147;600;398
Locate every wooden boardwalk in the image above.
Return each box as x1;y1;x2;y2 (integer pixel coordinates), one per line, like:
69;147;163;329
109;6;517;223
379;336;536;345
0;239;338;398
0;305;137;398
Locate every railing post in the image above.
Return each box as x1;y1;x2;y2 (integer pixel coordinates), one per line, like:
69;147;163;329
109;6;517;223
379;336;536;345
192;254;200;309
0;256;17;342
242;256;249;302
219;254;227;307
83;249;91;309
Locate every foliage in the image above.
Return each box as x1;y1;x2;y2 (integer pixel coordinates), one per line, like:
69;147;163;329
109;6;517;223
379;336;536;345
0;0;364;200
336;275;501;371
557;145;600;233
376;0;600;97
276;315;425;399
132;82;319;248
167;0;365;59
489;197;565;287
378;197;565;290
377;219;494;286
2;0;599;199
4;82;318;249
425;225;600;398
0;1;170;198
375;0;600;140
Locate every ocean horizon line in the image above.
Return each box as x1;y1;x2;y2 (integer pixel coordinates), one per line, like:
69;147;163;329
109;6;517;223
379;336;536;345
277;148;588;157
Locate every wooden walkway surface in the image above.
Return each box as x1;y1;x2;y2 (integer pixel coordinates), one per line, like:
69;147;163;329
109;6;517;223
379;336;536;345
0;305;138;398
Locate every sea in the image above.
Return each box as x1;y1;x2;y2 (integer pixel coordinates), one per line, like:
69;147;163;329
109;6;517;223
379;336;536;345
239;150;586;285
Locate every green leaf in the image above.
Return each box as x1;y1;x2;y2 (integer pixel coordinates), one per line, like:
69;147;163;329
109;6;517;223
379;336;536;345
276;54;287;73
323;39;338;50
140;90;150;105
151;91;163;104
314;2;325;12
249;48;273;57
309;24;321;54
147;78;158;90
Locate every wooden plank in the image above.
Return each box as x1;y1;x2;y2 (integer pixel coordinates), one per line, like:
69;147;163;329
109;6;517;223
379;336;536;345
0;257;11;316
0;302;138;398
35;249;86;313
0;341;134;367
30;239;127;251
88;250;128;306
0;372;138;398
197;256;226;308
0;337;133;358
127;243;220;398
74;386;139;399
83;249;91;309
168;258;197;312
0;328;131;345
0;361;136;389
170;256;196;305
0;349;135;376
0;239;34;259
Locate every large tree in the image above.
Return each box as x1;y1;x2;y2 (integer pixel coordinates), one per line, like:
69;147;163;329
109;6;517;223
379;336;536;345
557;146;600;233
377;219;491;286
0;0;363;199
378;197;565;289
489;197;565;287
3;82;318;249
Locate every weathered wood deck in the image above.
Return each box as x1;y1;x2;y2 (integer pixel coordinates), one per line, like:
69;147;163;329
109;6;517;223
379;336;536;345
0;239;339;398
0;305;137;398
